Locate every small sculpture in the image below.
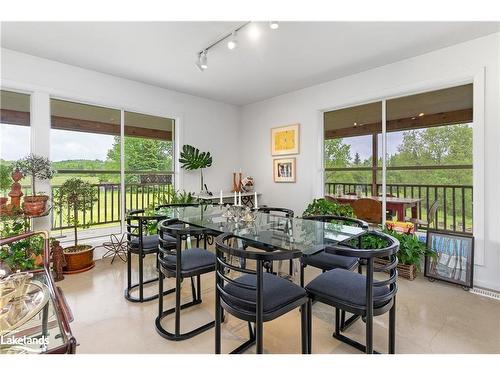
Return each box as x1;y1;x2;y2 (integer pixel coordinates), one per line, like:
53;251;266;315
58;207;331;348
51;240;67;282
8;169;23;211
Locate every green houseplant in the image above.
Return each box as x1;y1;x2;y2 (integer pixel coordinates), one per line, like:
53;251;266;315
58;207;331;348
179;145;212;194
0;217;44;272
355;228;436;280
302;198;354;218
53;178;97;273
13;154;55;216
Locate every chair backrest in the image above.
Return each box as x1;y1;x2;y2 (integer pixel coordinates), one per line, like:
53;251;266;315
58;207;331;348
126;208;169;247
302;214;369;229
257;206;294;218
327;231;399;310
351;198;382;224
157;218;207;275
427;200;439;225
214;232;301;317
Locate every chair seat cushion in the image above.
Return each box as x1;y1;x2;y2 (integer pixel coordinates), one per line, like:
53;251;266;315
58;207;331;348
129;235;159;253
223;273;307;315
306;268;390;308
303;250;358;271
163;248;215;273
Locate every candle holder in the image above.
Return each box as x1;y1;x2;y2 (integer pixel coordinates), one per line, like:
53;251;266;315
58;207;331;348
231;172;240;193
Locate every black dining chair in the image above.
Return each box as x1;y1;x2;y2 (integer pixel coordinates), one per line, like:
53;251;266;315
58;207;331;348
300;215;369;286
156;218;216;341
305;230;399;354
301;215;368;331
125;209;169;303
215;233;309;354
125;204;199;303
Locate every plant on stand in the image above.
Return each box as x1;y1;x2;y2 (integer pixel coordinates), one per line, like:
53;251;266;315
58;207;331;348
179;144;213;195
53;178;97;274
13;154;55;216
0;217;44;272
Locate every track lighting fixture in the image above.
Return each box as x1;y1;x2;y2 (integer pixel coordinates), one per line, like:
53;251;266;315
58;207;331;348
195;21;279;71
196;50;208;71
227;31;238;50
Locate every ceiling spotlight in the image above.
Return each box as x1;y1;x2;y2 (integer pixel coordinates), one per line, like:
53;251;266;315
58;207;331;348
269;21;279;30
418;112;425;117
227;31;238;50
196;50;208;71
353;122;358;127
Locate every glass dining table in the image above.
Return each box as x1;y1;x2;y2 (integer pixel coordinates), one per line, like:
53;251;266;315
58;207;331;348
153;204;366;256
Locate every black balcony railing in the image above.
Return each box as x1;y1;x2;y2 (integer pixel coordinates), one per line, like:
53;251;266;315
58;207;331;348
325;182;473;234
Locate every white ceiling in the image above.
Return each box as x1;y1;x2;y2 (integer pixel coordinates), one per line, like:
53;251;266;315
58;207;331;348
1;22;499;105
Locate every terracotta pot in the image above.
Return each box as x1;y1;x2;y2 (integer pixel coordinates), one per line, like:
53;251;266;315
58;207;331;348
63;245;94;274
23;195;49;216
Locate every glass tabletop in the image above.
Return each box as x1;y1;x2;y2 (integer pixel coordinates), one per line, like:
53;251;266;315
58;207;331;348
0;271;67;354
155;205;366;256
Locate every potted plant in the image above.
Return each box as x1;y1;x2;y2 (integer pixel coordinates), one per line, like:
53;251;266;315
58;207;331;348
0;217;44;271
179;145;213;195
13;154;55;216
302;198;354;217
359;228;436;280
53;178;97;274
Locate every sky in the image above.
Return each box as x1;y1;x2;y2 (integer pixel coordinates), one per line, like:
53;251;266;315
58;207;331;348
1;124;115;162
342;132;403;161
1;123;404;164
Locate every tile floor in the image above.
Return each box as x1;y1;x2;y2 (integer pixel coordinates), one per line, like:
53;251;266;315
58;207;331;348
58;252;500;354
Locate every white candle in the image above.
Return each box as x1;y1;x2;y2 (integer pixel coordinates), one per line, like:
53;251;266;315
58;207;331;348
219;190;223;205
254;192;258;209
238;191;242;206
234;191;237;205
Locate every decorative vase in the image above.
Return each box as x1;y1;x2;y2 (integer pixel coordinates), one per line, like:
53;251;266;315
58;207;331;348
23;195;49;216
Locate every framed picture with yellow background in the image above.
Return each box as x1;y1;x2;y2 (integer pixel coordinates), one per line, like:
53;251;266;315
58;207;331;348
271;124;299;156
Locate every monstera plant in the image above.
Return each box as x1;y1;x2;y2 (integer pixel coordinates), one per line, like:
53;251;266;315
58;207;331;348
179;144;213;194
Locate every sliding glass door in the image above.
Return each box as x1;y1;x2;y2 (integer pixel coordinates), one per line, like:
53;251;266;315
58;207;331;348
48;98;175;241
50;99;121;239
123;111;174;213
323;84;474;235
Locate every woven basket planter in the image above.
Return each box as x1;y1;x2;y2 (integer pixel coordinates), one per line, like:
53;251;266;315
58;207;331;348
374;258;417;281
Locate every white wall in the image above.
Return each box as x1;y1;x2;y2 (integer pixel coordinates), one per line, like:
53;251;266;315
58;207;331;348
240;32;500;291
1;48;240;197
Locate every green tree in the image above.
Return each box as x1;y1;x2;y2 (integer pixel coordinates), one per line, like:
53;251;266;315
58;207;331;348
353;152;361;166
106;136;173;182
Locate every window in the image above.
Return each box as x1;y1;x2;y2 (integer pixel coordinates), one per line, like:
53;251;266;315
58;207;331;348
50;99;121;237
124;111;174;211
323;84;473;233
0;90;31;195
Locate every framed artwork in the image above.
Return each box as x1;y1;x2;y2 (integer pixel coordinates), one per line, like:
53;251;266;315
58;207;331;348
273;157;296;183
424;230;474;289
271;124;299;156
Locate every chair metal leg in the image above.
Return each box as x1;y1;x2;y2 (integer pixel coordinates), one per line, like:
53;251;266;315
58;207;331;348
215;284;221;354
389;296;396;354
138;250;144;301
307;299;312;353
125;252;173;303
301;302;308;354
156;271;214;341
335;307;341;335
300;262;305;287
